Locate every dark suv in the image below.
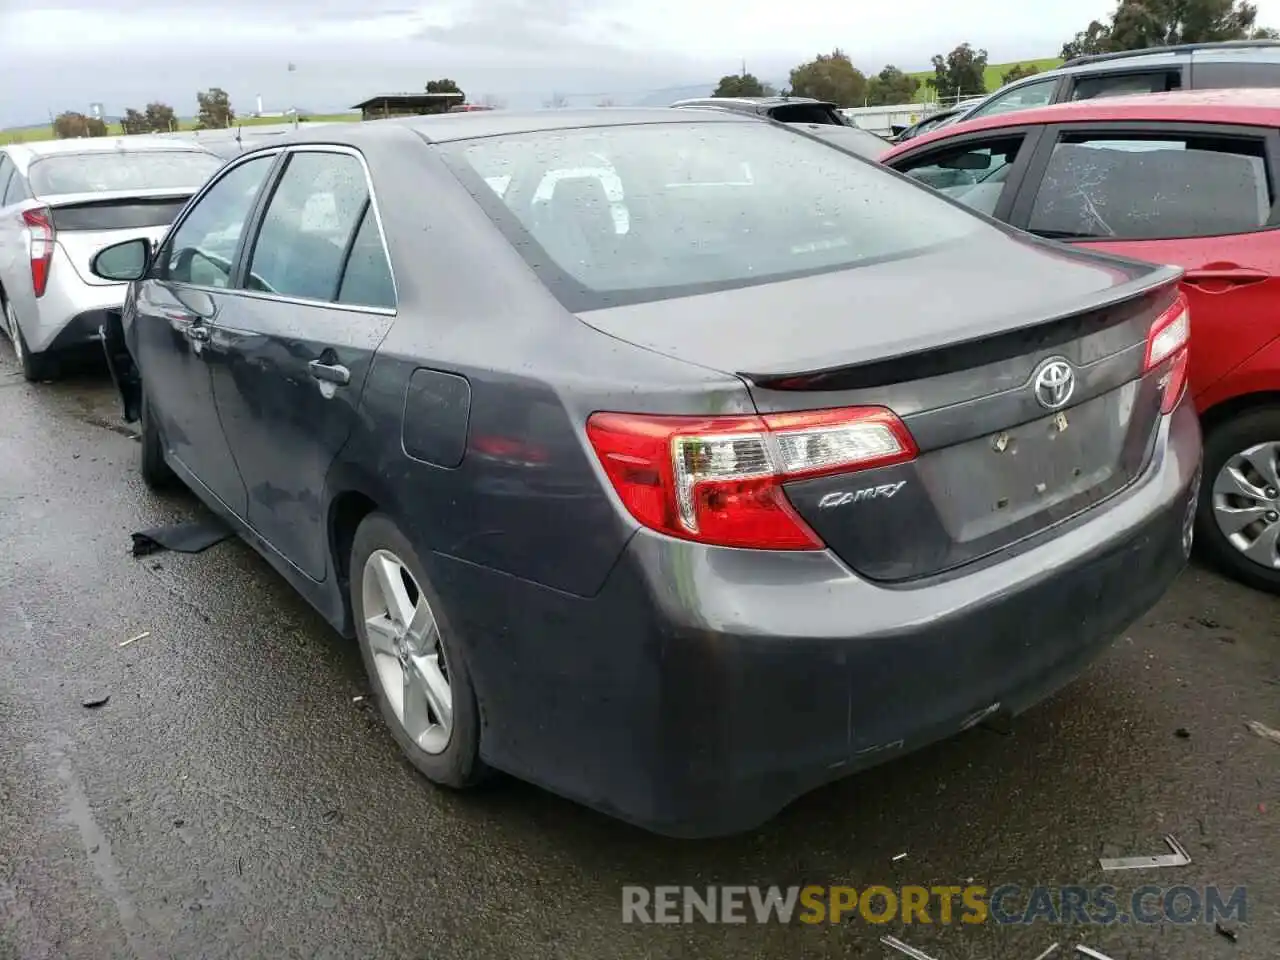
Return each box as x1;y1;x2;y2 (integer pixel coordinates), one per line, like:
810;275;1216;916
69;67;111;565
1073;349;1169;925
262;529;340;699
954;40;1280;126
671;96;888;158
672;95;851;125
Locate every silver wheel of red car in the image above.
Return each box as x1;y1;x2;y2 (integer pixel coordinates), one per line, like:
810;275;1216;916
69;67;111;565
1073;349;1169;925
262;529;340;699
1211;441;1280;569
361;547;454;755
1197;409;1280;595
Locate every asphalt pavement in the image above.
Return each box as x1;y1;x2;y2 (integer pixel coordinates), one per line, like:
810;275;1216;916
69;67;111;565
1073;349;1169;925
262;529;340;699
1;340;1277;960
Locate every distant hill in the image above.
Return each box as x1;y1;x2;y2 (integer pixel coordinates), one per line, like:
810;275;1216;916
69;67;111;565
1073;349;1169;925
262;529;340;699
906;58;1064;103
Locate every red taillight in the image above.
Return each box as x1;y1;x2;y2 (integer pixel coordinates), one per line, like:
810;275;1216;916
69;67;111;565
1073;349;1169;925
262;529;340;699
586;406;917;550
1143;293;1191;414
22;207;55;298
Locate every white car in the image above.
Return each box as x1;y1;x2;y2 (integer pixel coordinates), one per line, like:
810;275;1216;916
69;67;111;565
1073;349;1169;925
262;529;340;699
0;137;223;380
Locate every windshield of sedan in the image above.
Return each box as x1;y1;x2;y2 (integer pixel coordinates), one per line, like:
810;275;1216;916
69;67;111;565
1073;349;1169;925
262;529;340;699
440;121;989;310
28;150;223;196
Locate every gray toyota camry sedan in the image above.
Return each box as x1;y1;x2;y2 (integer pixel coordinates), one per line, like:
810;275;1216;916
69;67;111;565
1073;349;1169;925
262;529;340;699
88;108;1202;837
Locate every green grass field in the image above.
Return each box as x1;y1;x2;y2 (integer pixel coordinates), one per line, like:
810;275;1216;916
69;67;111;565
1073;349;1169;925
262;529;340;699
906;57;1064;102
0;112;362;145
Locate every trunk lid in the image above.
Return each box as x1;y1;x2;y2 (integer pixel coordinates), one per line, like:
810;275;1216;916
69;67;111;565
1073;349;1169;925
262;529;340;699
39;190;191;287
577;236;1183;581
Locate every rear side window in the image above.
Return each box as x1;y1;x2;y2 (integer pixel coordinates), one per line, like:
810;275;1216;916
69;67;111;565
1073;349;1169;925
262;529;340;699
28;150;222;196
336;207;396;310
896;136;1025;216
1070;71;1181;101
245;151;371;303
1193;60;1280;89
441;121;987;311
1027;134;1272;240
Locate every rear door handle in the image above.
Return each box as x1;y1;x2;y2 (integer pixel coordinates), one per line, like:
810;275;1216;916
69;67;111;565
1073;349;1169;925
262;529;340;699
1184;265;1270;287
308;359;351;386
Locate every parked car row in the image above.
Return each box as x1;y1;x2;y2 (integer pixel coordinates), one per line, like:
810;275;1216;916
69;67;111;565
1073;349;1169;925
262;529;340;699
61;106;1202;837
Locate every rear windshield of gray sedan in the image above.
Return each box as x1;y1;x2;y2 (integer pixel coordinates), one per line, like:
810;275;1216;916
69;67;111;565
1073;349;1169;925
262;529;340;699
440;121;988;310
28;150;223;196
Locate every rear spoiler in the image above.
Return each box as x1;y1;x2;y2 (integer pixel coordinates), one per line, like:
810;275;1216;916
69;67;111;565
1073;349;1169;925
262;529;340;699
744;263;1185;390
33;188;198;208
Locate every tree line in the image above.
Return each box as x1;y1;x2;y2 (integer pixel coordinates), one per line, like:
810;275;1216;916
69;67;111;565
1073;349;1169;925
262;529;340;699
713;0;1274;109
50;87;237;139
712;46;1010;108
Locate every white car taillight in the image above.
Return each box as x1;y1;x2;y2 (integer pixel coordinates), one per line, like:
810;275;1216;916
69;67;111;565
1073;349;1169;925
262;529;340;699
22;207;55;298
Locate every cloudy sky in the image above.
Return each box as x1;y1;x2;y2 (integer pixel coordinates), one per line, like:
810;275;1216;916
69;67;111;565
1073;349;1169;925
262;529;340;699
2;0;1278;126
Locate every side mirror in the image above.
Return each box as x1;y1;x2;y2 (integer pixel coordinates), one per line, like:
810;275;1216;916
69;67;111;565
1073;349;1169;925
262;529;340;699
90;238;151;283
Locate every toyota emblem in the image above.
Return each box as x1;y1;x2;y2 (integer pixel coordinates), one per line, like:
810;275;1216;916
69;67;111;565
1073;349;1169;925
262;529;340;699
1032;357;1075;411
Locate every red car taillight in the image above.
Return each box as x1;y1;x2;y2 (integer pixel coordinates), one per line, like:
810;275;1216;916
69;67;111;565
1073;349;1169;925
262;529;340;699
23;207;55;298
586;406;917;550
1143;293;1191;415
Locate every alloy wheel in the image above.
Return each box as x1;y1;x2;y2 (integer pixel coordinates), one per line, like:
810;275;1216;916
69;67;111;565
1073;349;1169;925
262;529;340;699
361;549;453;755
1211;441;1280;569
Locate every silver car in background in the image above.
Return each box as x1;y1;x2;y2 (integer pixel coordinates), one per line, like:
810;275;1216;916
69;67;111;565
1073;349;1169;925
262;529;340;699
0;137;223;381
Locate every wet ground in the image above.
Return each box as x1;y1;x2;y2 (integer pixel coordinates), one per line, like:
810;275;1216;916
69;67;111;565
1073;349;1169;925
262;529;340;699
1;341;1277;960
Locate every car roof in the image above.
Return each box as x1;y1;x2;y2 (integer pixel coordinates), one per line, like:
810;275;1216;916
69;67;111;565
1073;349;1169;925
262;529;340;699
2;135;215;173
1062;38;1280;68
224;107;755;156
885;88;1280;156
671;96;831;110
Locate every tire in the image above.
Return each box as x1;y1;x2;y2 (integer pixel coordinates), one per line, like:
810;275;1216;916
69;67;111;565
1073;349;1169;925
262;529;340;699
5;301;54;383
350;513;487;788
1195;406;1280;594
138;389;176;490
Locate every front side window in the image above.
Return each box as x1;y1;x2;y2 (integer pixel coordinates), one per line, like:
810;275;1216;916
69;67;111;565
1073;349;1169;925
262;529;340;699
245;151;371;302
895;136;1025;215
442;120;988;311
162;154;276;287
28;150;223;196
1070;71;1180;101
968;78;1058;119
1028;133;1272;240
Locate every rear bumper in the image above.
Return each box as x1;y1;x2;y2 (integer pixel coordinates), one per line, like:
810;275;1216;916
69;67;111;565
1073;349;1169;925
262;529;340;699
452;401;1202;837
18;250;127;354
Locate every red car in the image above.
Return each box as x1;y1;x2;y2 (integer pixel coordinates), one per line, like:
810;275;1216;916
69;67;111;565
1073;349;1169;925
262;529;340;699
881;89;1280;593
